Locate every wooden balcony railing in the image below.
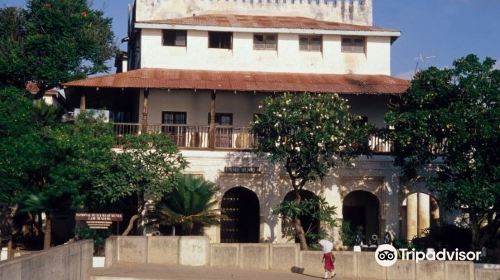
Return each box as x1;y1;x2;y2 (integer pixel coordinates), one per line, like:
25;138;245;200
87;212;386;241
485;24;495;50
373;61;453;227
113;123;393;153
369;135;394;154
113;123;256;150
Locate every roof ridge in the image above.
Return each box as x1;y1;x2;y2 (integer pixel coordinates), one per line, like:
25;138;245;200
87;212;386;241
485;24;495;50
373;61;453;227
136;14;399;33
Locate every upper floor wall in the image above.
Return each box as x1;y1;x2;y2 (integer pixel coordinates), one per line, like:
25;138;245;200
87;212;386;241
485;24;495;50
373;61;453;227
140;30;392;75
139;90;391;128
135;0;373;26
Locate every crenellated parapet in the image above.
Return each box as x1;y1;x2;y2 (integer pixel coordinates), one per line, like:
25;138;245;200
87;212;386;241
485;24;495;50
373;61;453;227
135;0;373;26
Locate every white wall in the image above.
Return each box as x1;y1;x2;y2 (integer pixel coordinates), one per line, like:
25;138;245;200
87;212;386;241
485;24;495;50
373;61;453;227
135;0;373;26
142;90;390;128
179;150;402;245
140;30;392;75
144;90;267;127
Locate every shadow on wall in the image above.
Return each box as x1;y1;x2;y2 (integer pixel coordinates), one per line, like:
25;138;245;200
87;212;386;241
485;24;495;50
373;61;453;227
216;152;406;246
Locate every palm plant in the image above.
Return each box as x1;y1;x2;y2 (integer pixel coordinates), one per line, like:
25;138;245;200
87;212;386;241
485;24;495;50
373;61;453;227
157;175;221;235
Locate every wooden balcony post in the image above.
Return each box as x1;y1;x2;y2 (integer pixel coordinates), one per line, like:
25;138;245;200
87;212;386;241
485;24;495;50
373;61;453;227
208;91;216;149
141;88;149;134
79;92;86;110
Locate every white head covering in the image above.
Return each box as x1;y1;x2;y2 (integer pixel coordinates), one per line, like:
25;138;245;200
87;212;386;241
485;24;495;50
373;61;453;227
318;239;334;253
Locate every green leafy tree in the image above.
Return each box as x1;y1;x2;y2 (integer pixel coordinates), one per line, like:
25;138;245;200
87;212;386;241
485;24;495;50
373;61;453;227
340;221;356;247
157;175;221;235
386;54;500;250
0;87;117;249
0;7;28;87
93;134;188;235
275;197;337;246
0;88;35;250
251;93;372;250
0;0;116;94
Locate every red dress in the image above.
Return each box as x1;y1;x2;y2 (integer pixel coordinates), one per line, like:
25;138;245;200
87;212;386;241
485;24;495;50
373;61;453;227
323;252;335;272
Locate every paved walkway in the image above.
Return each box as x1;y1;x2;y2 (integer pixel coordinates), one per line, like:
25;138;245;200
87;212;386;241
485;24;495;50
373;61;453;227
91;263;345;280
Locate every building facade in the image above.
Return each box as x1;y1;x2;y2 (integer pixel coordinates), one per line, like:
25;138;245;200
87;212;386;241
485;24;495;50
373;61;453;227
65;0;440;247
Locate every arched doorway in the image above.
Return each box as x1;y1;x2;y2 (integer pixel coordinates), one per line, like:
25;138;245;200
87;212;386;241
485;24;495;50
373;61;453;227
220;187;260;243
282;190;320;244
342;190;380;244
402;192;440;240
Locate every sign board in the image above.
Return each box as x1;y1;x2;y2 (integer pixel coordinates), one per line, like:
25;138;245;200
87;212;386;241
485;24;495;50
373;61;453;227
75;213;123;230
224;166;260;174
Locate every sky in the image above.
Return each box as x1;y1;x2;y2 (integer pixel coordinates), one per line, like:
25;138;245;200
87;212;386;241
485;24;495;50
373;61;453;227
2;0;500;79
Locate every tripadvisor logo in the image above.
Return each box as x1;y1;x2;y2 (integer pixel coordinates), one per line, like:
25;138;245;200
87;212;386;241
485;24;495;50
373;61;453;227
374;245;482;267
375;244;398;267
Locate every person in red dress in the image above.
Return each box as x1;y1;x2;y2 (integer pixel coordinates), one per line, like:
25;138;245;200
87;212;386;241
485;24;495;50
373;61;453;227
322;251;336;279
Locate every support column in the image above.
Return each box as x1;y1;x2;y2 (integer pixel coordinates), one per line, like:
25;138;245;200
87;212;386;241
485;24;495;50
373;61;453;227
430;197;440;227
384;174;400;238
208;91;216;149
141;89;149;134
79;92;86;110
406;193;418;240
417;193;430;237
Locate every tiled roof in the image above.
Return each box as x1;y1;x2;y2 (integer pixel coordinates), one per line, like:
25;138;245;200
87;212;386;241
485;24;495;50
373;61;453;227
64;68;409;95
137;14;398;33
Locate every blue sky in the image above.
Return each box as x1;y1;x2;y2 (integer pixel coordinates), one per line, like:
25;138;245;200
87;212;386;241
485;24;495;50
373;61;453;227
2;0;499;78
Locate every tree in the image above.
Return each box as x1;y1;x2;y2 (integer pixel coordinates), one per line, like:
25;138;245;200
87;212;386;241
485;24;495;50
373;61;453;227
386;54;500;250
0;86;117;249
93;134;188;235
157;175;221;236
251;93;372;250
274;196;337;246
0;0;116;94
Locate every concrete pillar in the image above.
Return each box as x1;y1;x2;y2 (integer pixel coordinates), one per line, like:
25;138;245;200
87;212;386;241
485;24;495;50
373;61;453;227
79;92;86;110
406;193;418;240
418;193;430;236
384;174;400;238
430;197;440;220
323;176;343;248
430;197;440;227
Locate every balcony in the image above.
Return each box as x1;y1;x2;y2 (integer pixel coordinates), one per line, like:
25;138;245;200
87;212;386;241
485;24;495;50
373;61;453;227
113;123;394;153
113;123;255;150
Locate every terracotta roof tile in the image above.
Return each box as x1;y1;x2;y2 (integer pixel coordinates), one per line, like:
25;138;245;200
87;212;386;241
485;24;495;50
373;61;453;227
137;14;398;33
64;68;409;95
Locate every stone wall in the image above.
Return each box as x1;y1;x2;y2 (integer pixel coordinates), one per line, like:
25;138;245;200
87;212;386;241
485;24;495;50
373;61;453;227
105;236;500;280
0;240;93;280
135;0;373;26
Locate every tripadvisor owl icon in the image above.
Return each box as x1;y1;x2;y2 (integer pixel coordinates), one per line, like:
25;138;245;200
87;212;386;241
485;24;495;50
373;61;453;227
375;244;398;267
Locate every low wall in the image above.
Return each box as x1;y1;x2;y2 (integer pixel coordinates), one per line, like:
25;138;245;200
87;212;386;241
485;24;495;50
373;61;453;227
0;240;93;280
105;236;500;280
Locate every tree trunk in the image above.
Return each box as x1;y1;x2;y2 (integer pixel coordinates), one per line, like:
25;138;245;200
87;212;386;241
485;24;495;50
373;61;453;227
286;161;309;250
293;188;309;250
122;214;139;236
294;216;309;250
43;214;51;250
7;240;13;259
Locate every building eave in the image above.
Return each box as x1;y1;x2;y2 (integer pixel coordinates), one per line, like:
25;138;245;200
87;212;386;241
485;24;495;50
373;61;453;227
63;68;409;95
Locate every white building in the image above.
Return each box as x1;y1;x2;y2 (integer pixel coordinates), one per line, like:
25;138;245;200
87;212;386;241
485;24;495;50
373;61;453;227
65;0;439;247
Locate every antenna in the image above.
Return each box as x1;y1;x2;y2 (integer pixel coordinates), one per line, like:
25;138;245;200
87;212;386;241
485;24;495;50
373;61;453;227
414;54;437;74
